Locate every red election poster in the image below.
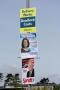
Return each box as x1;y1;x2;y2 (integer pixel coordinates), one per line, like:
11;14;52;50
22;58;35;84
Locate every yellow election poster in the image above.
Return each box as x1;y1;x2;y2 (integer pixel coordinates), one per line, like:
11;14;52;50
20;8;36;18
19;27;36;33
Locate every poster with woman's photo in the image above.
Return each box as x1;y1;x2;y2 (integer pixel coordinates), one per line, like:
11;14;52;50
22;58;35;84
20;33;38;58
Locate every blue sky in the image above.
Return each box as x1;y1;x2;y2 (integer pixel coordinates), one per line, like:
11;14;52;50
0;0;60;82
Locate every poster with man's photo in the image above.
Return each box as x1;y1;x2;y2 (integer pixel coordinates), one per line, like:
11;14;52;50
22;58;35;84
20;33;38;58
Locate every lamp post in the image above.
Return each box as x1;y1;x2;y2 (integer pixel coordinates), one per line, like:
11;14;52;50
26;1;32;90
26;0;30;8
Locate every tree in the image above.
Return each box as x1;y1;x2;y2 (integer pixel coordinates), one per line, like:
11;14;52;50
11;73;21;87
4;73;13;88
40;78;49;84
4;73;21;88
0;73;3;81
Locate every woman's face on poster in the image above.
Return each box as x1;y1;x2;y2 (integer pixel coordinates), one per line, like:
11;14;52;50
23;39;28;48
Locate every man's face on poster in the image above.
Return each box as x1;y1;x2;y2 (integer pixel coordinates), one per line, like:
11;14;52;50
28;59;34;71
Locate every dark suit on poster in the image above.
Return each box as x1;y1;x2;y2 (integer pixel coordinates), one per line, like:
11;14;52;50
27;69;34;77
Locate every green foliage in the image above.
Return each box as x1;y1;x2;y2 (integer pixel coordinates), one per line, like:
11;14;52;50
0;73;3;80
40;78;49;84
5;73;21;88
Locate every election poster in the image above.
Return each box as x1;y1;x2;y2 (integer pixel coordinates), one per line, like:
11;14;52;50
20;17;35;28
20;32;38;58
20;8;36;18
19;27;36;33
20;8;36;33
22;58;35;84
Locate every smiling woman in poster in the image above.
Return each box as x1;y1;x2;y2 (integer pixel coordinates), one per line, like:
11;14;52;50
21;38;30;53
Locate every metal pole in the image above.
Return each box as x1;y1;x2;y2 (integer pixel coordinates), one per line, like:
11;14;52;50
28;84;31;90
26;0;30;8
26;0;31;90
